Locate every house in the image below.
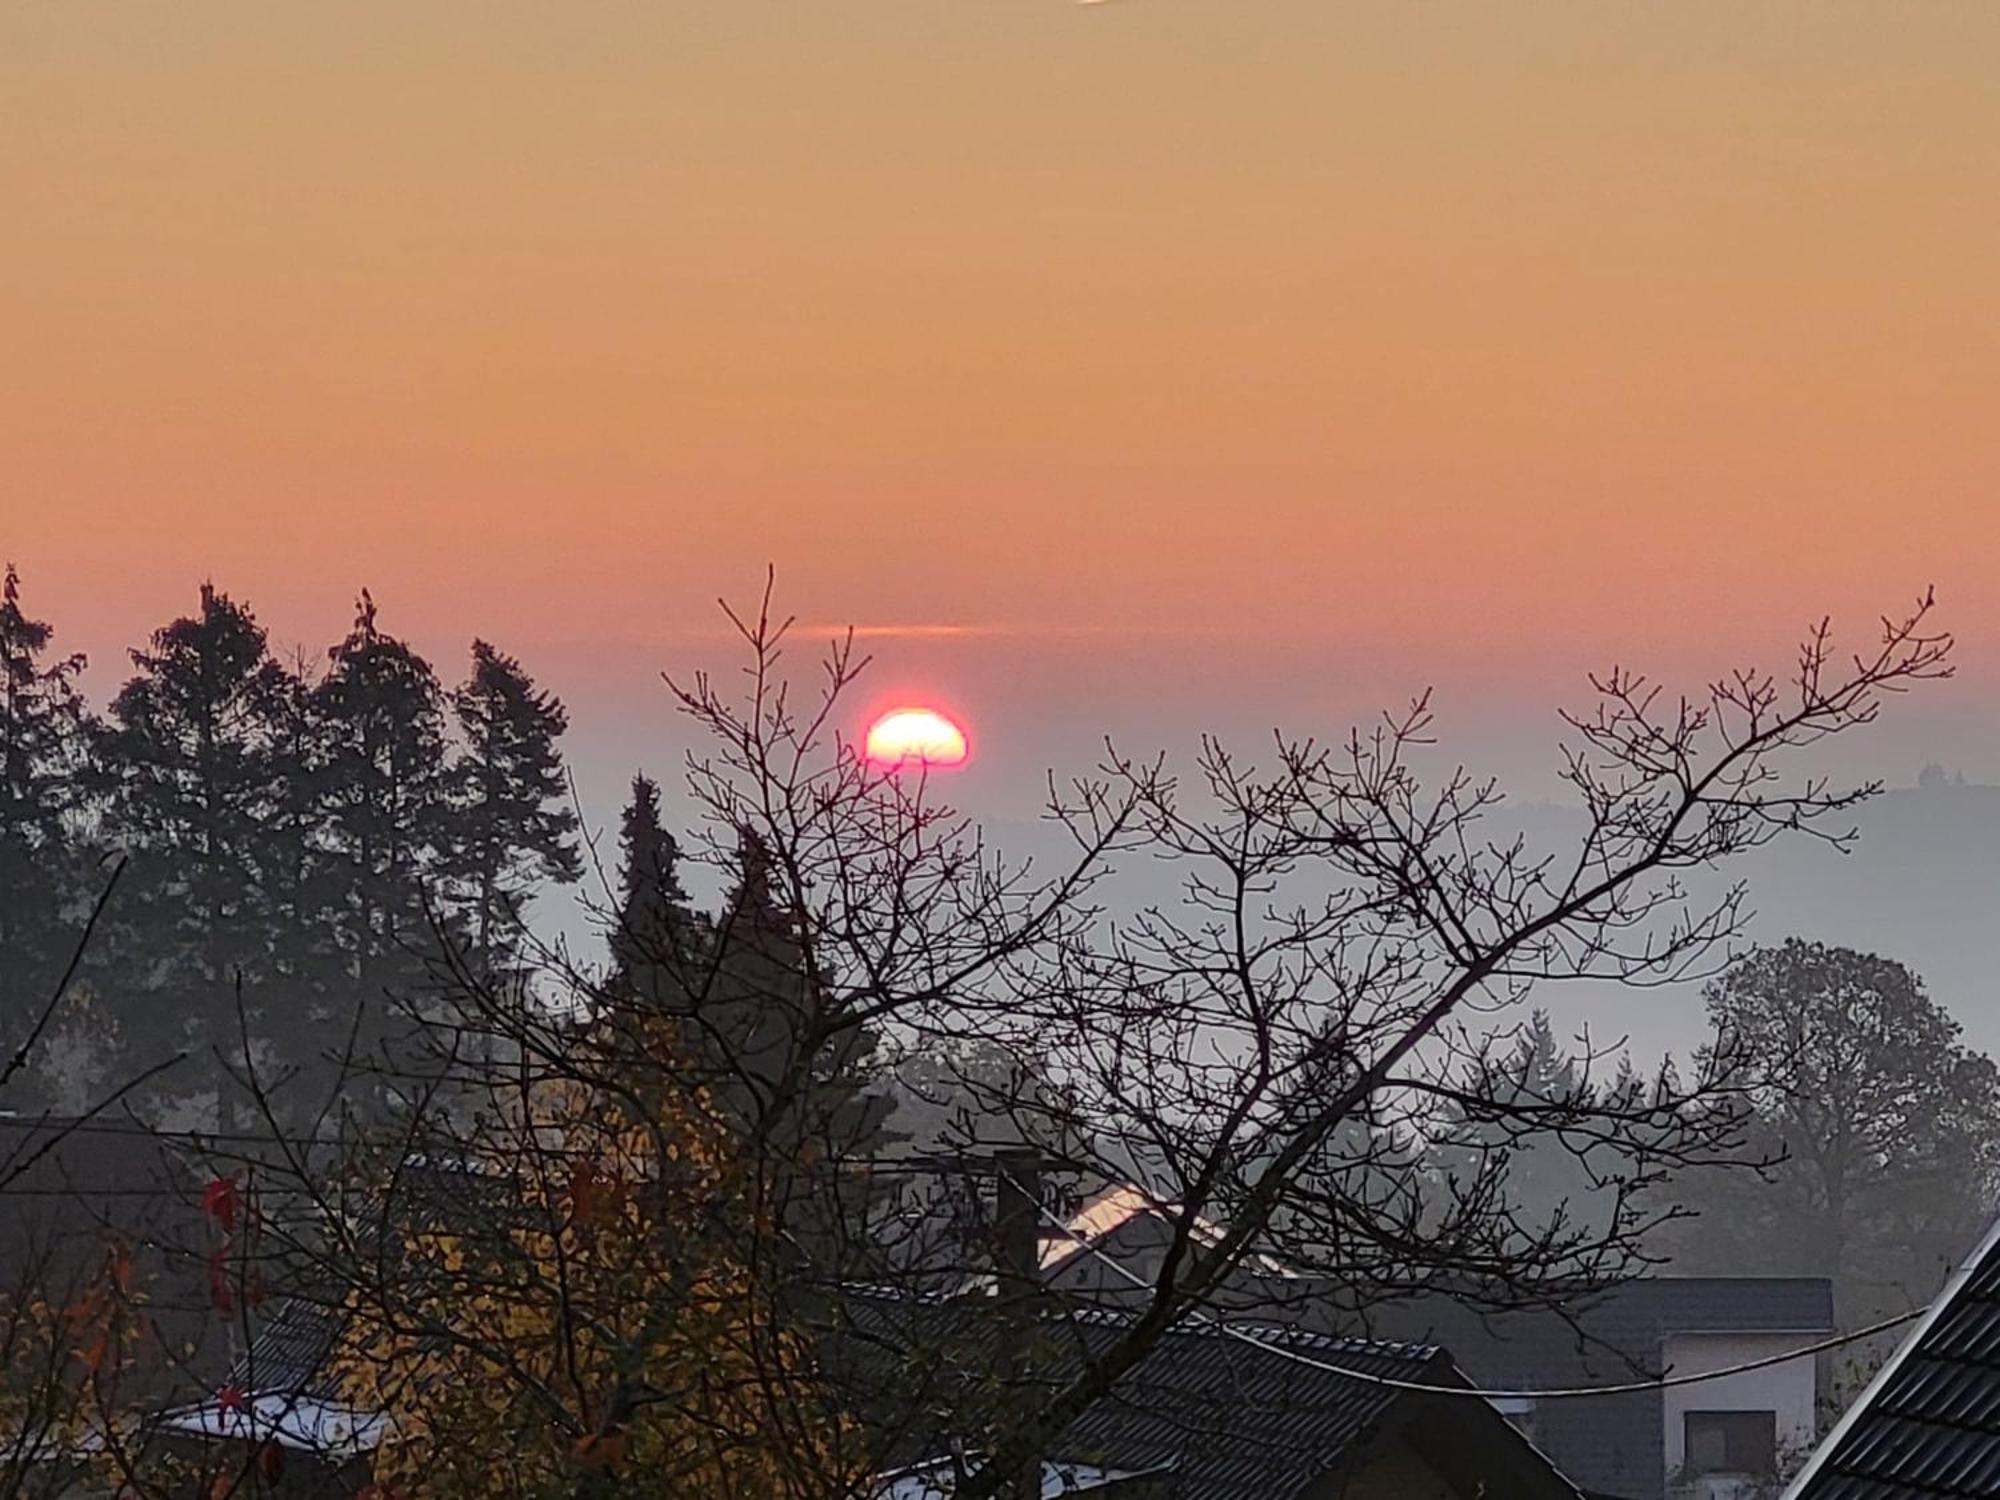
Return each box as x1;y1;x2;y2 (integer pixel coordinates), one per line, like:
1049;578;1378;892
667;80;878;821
182;1287;1594;1500
1781;1213;2000;1498
833;1293;1592;1500
149;1296;378;1499
0;1115;246;1492
0;1116;226;1391
1361;1278;1834;1500
954;1183;1308;1317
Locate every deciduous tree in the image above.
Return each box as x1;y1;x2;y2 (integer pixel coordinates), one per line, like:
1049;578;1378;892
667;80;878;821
1667;940;2000;1316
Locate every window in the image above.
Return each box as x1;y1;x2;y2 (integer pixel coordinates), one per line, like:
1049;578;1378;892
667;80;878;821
1684;1410;1777;1476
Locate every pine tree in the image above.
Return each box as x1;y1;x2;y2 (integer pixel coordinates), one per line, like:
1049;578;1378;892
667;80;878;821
445;641;581;965
701;830;892;1161
1427;1011;1616;1258
259;647;349;1107
0;566;96;1105
609;772;699;1011
97;583;291;1114
315;592;451;990
678;829;895;1279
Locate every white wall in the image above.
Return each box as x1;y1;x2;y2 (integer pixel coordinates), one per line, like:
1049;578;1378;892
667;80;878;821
1660;1333;1818;1480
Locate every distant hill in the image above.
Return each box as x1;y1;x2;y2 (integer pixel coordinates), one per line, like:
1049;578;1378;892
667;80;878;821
976;778;2000;1069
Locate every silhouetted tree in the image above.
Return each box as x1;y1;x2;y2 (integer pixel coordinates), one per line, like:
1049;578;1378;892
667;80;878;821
609;771;700;1010
253;646;352;1110
315;591;450;991
97;584;292;1116
0;566;97;1107
1426;1012;1648;1268
700;830;893;1166
1667;940;2000;1317
445;639;581;965
193;584;1950;1500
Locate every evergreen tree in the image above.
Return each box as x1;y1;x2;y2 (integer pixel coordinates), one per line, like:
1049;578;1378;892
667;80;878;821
97;583;291;1113
700;830;892;1161
0;566;96;1105
608;772;700;1011
1427;1011;1620;1259
259;648;349;1106
445;640;581;964
677;829;896;1279
315;592;451;989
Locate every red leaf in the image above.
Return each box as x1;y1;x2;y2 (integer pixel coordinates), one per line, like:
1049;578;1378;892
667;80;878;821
207;1246;235;1315
256;1443;285;1482
570;1429;628;1470
107;1243;135;1294
568;1162;602;1227
215;1385;249;1418
202;1177;240;1234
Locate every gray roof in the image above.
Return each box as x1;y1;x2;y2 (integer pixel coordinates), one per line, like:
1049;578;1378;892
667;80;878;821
1362;1277;1836;1500
1785;1219;2000;1499
225;1293;345;1398
229;1287;1586;1500
832;1294;1586;1500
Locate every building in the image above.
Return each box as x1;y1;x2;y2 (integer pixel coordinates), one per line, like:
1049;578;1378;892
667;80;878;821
837;1293;1593;1500
1363;1278;1835;1500
183;1288;1595;1500
1782;1214;2000;1498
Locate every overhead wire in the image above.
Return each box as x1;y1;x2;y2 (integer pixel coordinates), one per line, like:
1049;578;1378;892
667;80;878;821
1006;1167;1924;1402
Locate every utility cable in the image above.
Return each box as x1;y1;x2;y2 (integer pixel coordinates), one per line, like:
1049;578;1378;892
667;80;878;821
1007;1168;1923;1401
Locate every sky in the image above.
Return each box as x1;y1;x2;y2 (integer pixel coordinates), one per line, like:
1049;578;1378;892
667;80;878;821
6;3;2000;997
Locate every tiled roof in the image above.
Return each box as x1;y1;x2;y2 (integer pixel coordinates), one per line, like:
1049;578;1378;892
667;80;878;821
1364;1277;1835;1500
226;1292;346;1399
832;1295;1584;1500
1786;1220;2000;1499
229;1286;1585;1499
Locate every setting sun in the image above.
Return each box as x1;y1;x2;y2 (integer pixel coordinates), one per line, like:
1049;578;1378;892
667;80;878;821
864;707;970;769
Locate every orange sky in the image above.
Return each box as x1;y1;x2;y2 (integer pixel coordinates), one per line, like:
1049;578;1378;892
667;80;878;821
4;1;1998;809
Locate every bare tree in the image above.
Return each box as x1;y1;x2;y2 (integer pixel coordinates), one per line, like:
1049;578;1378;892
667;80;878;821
187;585;1949;1499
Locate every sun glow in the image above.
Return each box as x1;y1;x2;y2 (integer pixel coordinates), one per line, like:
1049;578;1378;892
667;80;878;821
864;707;970;769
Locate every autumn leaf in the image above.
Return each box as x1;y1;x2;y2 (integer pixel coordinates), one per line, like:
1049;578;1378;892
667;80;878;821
256;1442;286;1482
201;1176;240;1234
568;1162;601;1226
569;1428;629;1470
207;1246;235;1315
107;1241;135;1294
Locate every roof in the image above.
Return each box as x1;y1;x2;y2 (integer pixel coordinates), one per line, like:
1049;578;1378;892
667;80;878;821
1039;1185;1298;1282
1783;1216;2000;1499
957;1183;1298;1298
224;1286;1584;1500
223;1293;345;1399
873;1456;1173;1498
153;1392;389;1456
1362;1278;1835;1383
832;1294;1585;1500
1362;1277;1835;1500
0;1116;228;1401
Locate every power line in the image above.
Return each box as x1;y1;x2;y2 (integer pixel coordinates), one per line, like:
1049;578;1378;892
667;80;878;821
1007;1168;1922;1402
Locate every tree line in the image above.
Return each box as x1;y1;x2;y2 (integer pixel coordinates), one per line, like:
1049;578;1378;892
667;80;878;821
1448;942;2000;1331
0;567;583;1125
